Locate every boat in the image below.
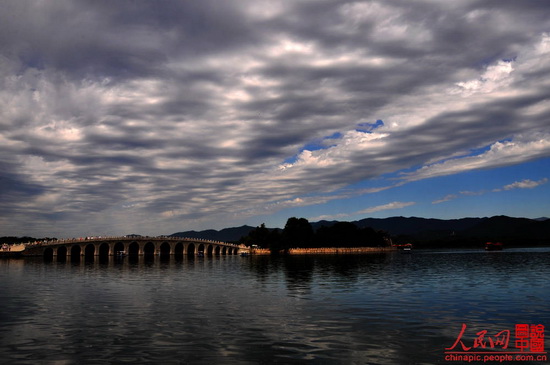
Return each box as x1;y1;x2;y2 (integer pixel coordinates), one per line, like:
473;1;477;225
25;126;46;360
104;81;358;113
393;243;413;252
115;251;127;257
485;242;503;251
240;252;249;257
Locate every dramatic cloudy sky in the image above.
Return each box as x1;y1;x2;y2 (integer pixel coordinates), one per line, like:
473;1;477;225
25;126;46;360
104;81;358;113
1;0;550;237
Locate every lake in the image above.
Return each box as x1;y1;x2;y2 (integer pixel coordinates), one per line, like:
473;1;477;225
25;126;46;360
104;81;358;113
1;248;549;364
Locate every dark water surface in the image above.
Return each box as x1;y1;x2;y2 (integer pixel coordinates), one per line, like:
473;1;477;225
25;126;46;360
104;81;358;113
1;248;549;364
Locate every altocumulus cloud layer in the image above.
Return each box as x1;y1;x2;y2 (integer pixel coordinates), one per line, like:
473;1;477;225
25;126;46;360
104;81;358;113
1;0;550;236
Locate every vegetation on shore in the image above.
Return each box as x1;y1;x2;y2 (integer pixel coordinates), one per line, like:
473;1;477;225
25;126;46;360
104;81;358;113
0;236;57;245
239;217;389;254
238;215;550;253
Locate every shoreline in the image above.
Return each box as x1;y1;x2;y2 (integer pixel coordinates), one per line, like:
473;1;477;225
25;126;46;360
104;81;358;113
288;247;397;255
0;244;25;258
250;247;397;255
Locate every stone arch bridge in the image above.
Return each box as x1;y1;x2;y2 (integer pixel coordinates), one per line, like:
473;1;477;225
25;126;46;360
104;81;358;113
22;236;249;259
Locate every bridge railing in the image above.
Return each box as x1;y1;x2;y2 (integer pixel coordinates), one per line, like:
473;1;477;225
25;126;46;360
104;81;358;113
22;236;244;248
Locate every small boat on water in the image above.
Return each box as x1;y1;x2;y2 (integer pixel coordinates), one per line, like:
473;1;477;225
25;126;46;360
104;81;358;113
240;252;249;257
115;251;127;257
485;242;503;251
393;243;413;252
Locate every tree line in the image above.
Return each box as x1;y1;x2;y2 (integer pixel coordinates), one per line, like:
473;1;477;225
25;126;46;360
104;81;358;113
0;236;57;245
239;217;389;253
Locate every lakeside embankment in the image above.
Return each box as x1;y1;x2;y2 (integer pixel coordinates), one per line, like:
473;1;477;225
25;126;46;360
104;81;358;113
0;244;26;257
289;247;396;254
251;247;396;255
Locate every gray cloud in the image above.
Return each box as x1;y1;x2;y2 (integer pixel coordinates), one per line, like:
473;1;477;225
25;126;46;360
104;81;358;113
1;0;550;236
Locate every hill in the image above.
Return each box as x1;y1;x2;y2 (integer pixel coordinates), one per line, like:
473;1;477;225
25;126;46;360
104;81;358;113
169;225;255;242
168;216;550;247
313;216;482;236
350;216;550;247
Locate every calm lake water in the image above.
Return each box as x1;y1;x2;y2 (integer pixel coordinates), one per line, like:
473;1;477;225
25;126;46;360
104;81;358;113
1;248;549;364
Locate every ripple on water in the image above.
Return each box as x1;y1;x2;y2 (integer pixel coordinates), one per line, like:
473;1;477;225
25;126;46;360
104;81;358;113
1;250;549;364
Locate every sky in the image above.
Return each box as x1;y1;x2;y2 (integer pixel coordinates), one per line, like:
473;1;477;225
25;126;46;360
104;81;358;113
1;0;550;238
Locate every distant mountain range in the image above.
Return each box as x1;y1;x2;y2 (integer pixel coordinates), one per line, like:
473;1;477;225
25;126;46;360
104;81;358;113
169;215;550;246
348;216;550;246
170;225;256;242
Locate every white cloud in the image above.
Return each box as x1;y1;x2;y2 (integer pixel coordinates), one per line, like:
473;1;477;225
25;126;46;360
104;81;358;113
309;201;415;222
432;178;547;205
498;178;548;191
357;201;416;214
454;60;514;96
307;212;351;222
278;130;389;173
401;136;550;183
432;195;458;204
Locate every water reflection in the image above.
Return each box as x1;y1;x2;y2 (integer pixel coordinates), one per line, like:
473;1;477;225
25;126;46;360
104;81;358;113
1;248;549;364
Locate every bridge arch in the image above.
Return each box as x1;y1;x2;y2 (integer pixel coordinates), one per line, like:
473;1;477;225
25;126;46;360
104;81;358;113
160;242;170;257
44;247;54;260
144;242;155;256
214;246;221;255
99;242;110;257
114;242;125;255
128;242;139;256
207;245;214;257
174;242;184;256
187;243;195;256
84;244;95;260
198;243;205;255
57;246;68;260
71;245;81;258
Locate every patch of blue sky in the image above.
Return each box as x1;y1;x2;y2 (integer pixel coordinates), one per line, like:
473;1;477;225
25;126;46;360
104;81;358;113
282;122;385;165
266;156;550;225
426;179;550;220
395;158;547;197
475;56;516;69
413;138;513;170
378;158;550;219
282;131;342;165
374;138;517;185
20;53;45;71
356;119;384;133
464;137;513;157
